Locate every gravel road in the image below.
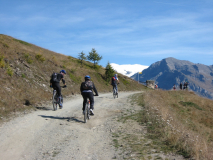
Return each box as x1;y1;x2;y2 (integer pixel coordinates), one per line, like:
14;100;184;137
0;91;141;160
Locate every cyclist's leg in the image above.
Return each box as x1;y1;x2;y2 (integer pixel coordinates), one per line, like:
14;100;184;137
82;92;88;111
115;84;118;93
113;85;115;92
56;84;62;102
88;92;94;110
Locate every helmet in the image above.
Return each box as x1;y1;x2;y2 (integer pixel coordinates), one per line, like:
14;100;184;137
114;74;117;77
85;75;90;80
60;70;66;74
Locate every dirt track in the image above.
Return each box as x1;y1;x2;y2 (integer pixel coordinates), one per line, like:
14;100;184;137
0;92;141;160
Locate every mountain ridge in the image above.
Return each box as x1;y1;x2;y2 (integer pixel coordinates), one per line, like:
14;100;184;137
131;57;213;99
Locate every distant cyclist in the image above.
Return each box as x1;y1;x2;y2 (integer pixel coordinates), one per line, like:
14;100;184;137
111;74;120;94
80;75;98;116
50;70;67;109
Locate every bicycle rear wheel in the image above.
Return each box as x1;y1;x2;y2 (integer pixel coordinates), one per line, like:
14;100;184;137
61;95;63;104
87;102;90;120
52;90;57;111
84;105;88;123
113;88;116;99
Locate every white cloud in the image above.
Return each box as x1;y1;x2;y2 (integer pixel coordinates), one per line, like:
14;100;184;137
110;63;149;77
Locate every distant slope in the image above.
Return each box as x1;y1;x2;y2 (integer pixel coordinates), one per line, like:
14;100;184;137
131;57;213;99
0;34;146;117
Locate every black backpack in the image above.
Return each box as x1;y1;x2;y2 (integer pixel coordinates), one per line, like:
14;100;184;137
82;81;93;90
51;73;59;83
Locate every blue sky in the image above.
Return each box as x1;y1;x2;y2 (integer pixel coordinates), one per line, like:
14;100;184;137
1;0;213;67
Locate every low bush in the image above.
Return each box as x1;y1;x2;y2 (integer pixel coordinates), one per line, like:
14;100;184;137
35;54;45;62
0;54;5;68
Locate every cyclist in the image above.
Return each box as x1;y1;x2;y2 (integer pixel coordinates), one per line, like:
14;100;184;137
111;74;119;94
50;70;67;109
80;75;98;116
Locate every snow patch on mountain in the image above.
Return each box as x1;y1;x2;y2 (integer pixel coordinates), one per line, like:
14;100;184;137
110;63;149;77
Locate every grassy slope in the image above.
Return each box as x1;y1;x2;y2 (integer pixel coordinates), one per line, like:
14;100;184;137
0;34;146;119
134;90;213;159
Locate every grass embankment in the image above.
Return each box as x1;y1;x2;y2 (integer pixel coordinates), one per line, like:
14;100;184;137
120;90;213;159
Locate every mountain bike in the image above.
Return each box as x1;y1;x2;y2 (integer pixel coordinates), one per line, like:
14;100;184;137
52;85;66;111
84;99;91;123
113;86;118;99
52;90;63;111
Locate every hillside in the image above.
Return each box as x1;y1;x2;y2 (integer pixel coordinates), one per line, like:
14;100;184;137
0;34;145;119
131;57;213;99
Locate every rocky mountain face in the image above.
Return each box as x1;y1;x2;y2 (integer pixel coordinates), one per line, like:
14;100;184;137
131;57;213;99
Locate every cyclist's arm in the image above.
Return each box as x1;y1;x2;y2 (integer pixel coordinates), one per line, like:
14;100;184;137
92;83;99;96
117;78;120;84
62;78;66;85
80;83;83;94
50;79;53;87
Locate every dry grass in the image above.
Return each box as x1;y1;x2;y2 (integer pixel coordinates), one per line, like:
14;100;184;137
137;90;213;159
0;34;146;120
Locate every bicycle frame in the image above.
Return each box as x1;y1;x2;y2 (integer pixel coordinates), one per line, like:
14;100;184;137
52;90;63;111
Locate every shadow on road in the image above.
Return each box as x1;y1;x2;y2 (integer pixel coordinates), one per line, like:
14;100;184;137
35;107;52;111
38;115;84;123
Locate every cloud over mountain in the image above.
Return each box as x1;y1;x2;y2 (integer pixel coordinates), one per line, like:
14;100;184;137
111;63;149;77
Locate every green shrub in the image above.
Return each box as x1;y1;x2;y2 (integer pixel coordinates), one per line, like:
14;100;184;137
179;101;203;110
121;78;130;85
24;53;33;64
35;54;45;62
7;65;13;76
3;43;9;48
0;54;5;68
0;41;9;48
69;72;81;83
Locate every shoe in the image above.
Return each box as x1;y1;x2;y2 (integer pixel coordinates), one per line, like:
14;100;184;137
90;109;94;116
59;103;63;109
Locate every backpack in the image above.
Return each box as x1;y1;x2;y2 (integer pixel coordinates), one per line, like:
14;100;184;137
82;81;93;90
111;77;116;84
51;73;59;83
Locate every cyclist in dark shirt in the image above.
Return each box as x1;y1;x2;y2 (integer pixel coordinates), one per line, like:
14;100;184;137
80;75;98;116
50;70;67;109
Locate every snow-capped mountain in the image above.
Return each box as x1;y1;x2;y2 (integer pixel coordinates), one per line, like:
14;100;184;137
110;63;149;77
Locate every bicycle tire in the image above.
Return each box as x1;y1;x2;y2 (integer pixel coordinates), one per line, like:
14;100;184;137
61;95;63;104
113;88;116;99
87;101;90;120
53;90;57;111
84;104;87;123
